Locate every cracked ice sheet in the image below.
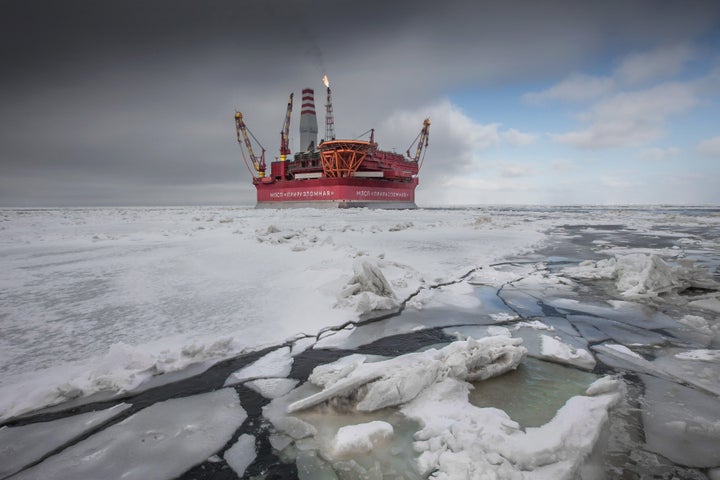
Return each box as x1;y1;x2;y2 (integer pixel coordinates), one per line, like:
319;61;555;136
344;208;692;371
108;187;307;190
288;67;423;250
401;375;623;479
0;207;545;420
591;343;720;396
641;375;720;468
225;347;293;386
0;403;130;478
12;388;246;480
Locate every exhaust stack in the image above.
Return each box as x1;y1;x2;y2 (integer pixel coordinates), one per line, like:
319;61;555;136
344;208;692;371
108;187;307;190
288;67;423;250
299;88;318;152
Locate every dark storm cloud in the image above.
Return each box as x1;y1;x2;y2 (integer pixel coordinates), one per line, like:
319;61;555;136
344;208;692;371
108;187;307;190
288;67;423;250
1;0;719;206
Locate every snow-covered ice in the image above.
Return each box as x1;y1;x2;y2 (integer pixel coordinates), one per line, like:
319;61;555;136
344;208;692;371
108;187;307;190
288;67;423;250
224;346;293;386
245;378;300;398
288;336;527;413
401;375;623;479
11;388;246;480
562;253;718;298
0;403;130;478
1;205;719;478
328;421;394;459
539;334;596;370
0;207;544;419
224;433;256;477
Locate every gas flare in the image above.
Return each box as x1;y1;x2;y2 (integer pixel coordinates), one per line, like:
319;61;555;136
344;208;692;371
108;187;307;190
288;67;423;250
322;74;330;88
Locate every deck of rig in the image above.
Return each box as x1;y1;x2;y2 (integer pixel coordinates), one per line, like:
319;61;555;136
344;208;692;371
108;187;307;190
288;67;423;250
234;76;430;209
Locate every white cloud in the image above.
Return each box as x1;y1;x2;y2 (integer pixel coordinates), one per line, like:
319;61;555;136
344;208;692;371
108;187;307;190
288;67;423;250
501;128;538;146
599;175;643;189
615;45;695;86
501;164;535;177
698;136;720;156
523;74;615;104
524;45;697;106
554;82;699;149
379;100;499;195
637;147;680;161
550;159;577;172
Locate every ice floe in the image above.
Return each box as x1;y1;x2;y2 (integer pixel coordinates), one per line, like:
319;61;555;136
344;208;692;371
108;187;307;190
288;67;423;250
641;375;720;468
245;378;300;399
540;334;596;370
0;403;130;478
11;388;246;480
224;346;293;386
224;433;256;477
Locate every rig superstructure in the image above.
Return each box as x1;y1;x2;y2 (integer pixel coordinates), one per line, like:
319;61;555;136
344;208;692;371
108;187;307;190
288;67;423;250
234;77;429;208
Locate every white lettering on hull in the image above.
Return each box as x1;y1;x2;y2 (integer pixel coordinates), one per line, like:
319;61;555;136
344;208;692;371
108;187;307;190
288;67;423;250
268;190;334;199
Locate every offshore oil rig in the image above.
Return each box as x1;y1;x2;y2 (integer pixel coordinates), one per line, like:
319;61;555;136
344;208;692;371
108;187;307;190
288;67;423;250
234;76;430;208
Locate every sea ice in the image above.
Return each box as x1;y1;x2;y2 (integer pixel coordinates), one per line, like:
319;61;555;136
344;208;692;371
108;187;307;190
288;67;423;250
0;207;545;417
674;349;720;361
677;314;714;337
641;375;720;468
562;253;718;298
335;260;399;313
540;334;596;370
224;433;256;477
11;388;246;480
689;293;720;314
0;403;130;478
288;337;527;413
328;421;394;460
594;343;720;397
245;378;300;399
401;375;623;479
224;346;293;386
567;314;667;347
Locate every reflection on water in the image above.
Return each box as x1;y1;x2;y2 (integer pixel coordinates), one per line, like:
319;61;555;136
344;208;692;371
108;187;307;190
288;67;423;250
469;357;598;428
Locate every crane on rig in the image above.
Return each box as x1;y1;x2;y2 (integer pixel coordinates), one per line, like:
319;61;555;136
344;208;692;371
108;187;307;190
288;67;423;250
407;118;431;165
234;112;266;178
279;93;293;162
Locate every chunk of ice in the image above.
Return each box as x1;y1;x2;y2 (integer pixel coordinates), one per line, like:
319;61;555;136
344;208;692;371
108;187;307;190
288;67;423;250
288;337;527;413
11;389;246;480
563;254;718;298
245;378;300;399
641;375;720;468
402;375;623;479
328;421;394;459
224;347;293;386
224;433;256;477
540;334;596;370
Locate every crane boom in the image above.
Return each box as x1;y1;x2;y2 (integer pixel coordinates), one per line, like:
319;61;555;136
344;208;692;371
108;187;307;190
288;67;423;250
280;93;293;161
407;118;431;163
234;112;266;178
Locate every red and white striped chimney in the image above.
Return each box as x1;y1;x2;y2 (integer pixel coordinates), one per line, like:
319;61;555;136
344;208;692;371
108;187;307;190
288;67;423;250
299;88;318;152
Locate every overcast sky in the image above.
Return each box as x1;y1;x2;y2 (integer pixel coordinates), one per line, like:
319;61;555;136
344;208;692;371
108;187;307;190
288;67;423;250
1;0;719;207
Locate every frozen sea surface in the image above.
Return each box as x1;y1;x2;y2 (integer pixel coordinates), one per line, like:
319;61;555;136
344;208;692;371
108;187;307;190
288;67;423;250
1;205;719;479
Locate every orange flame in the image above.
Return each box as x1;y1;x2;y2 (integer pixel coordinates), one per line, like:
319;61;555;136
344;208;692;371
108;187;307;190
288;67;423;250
322;74;330;88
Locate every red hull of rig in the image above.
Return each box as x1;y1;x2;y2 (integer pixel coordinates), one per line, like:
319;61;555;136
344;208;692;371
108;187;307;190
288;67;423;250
255;176;418;209
235;83;429;209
